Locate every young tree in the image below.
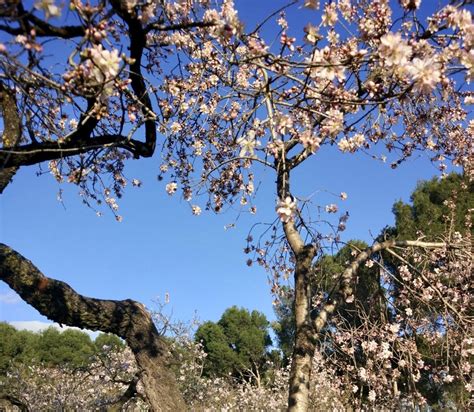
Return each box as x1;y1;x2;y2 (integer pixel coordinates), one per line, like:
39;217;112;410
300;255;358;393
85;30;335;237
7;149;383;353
272;174;473;408
154;1;471;409
1;0;472;410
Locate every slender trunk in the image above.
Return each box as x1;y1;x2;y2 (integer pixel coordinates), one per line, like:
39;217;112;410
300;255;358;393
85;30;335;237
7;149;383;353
288;323;316;411
0;243;186;411
288;246;316;412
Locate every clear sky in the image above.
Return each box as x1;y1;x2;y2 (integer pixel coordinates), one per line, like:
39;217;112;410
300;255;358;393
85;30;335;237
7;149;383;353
0;150;448;328
0;0;460;332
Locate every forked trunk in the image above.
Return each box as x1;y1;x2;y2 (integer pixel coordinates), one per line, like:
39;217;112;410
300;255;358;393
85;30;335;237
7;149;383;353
0;243;186;411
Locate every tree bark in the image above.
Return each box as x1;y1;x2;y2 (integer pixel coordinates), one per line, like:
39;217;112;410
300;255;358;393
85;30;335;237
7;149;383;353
0;82;21;194
288;245;316;412
0;243;186;411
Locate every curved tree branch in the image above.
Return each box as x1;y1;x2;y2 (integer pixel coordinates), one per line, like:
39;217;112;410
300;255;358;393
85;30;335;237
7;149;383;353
110;0;156;157
0;243;185;410
0;134;156;168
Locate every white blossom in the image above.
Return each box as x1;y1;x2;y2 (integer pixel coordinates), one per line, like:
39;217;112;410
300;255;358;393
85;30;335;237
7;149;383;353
378;32;412;67
276;196;297;222
407;57;442;93
34;0;61;19
165;182;178;195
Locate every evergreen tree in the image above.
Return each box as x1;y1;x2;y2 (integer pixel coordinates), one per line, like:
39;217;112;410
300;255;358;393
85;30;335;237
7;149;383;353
195;307;272;380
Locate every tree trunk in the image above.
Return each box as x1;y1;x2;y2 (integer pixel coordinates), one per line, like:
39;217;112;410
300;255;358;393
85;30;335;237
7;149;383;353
0;243;186;411
288;246;316;412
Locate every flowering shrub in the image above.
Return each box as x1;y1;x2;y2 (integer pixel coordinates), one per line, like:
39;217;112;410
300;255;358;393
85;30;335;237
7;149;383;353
1;345;147;410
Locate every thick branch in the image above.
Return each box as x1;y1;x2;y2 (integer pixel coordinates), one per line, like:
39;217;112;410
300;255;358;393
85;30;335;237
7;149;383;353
0;242;154;345
0;135;153;168
0;243;185;410
110;0;156;157
0;20;84;38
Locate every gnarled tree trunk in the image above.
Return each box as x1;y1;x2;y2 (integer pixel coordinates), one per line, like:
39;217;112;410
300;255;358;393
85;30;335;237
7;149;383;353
0;243;186;411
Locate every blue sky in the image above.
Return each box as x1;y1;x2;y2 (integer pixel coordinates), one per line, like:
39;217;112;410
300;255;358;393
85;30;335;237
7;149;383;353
0;0;462;332
0;149;447;329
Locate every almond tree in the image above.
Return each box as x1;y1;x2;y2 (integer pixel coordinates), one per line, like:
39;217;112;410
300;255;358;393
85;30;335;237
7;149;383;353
0;0;472;410
0;0;222;408
153;0;471;409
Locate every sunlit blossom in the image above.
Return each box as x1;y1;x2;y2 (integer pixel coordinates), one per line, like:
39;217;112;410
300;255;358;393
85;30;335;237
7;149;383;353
276;196;297;222
34;0;61;19
237;133;260;157
192;205;202;215
407;57;442;93
165;182;178;195
325;204;338;213
378;32;412;67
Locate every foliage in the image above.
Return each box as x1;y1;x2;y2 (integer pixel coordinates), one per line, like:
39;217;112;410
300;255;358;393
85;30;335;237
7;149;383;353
272;286;295;363
94;332;126;351
391;173;474;240
195;306;272;380
0;323;38;373
0;323;124;370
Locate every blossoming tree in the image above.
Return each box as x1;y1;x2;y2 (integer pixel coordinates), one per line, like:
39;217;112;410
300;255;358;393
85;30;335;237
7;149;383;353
0;0;472;410
153;0;472;409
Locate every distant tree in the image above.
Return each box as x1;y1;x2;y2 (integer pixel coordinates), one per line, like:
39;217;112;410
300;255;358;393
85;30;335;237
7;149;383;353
391;173;473;240
272;286;295;363
0;324;126;371
0;323;37;372
94;333;125;351
32;327;95;368
195;306;272;383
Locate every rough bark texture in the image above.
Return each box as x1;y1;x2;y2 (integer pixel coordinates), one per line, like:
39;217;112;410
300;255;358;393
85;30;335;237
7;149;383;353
0;243;186;411
288;246;316;412
0;82;21;193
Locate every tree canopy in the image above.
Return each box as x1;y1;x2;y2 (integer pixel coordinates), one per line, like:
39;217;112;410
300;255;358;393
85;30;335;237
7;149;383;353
195;306;272;380
0;323;124;372
392;173;473;240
